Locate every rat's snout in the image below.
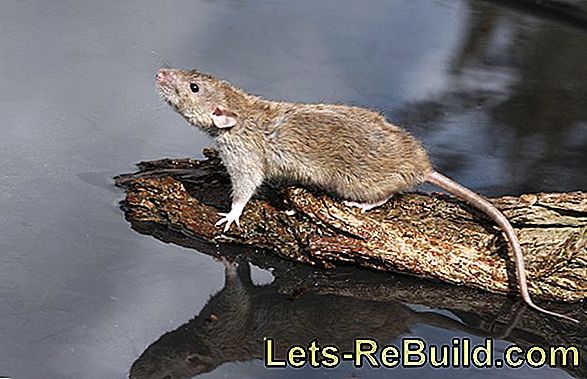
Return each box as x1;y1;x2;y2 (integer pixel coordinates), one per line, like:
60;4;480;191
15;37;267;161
155;68;178;88
155;69;166;82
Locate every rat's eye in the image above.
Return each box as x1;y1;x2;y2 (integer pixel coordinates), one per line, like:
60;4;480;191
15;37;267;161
189;83;200;93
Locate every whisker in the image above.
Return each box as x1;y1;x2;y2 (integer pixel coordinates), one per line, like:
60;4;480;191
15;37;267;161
151;50;172;69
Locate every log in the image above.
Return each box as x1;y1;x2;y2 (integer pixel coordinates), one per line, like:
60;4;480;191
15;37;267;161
114;148;587;303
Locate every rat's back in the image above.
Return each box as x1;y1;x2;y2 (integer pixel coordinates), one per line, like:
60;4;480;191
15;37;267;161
264;103;433;202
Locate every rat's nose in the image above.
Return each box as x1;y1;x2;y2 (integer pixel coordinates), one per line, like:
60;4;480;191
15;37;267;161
155;69;167;82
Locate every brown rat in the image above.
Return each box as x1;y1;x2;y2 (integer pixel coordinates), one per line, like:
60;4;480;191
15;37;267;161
155;68;578;323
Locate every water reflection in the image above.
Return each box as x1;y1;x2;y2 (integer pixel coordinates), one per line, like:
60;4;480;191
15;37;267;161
396;0;587;193
130;261;416;378
126;223;586;379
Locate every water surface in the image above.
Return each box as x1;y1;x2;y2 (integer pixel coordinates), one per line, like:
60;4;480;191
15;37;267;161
0;1;585;378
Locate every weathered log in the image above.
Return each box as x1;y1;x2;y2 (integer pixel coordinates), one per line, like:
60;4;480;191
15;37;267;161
114;149;587;303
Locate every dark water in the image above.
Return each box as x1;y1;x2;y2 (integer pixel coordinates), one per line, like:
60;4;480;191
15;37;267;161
0;1;585;378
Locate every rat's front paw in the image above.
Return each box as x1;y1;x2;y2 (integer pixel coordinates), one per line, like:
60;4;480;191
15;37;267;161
215;210;242;232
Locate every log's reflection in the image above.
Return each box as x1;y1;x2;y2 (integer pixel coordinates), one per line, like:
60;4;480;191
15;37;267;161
129;255;586;379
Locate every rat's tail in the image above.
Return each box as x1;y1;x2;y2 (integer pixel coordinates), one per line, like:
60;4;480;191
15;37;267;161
426;170;578;323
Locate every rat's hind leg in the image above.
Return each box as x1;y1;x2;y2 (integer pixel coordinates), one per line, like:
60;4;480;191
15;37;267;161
343;197;391;213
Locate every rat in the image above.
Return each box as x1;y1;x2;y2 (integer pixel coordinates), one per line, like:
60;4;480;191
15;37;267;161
155;68;578;323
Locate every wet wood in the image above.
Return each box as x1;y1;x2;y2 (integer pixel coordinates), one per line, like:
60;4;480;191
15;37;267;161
114;149;587;302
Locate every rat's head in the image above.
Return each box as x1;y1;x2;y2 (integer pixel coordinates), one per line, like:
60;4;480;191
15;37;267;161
156;68;240;132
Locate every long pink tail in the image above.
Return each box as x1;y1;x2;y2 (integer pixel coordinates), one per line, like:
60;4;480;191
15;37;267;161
426;170;578;323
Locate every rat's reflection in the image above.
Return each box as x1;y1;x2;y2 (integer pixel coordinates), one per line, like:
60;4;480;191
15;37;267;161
129;259;485;379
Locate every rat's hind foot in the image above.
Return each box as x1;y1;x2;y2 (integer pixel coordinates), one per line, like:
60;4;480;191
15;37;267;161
343;198;390;213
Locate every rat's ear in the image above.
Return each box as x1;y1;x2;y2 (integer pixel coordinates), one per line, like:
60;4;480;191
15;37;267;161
211;106;238;129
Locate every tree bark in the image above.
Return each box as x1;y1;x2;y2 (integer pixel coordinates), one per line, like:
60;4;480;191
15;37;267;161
114;149;587;303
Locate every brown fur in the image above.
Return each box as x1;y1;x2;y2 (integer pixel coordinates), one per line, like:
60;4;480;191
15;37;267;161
157;68;432;205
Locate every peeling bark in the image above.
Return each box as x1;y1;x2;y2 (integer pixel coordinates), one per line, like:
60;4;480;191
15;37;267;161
115;149;587;302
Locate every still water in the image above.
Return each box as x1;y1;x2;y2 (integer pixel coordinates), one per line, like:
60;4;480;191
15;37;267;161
0;1;585;378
